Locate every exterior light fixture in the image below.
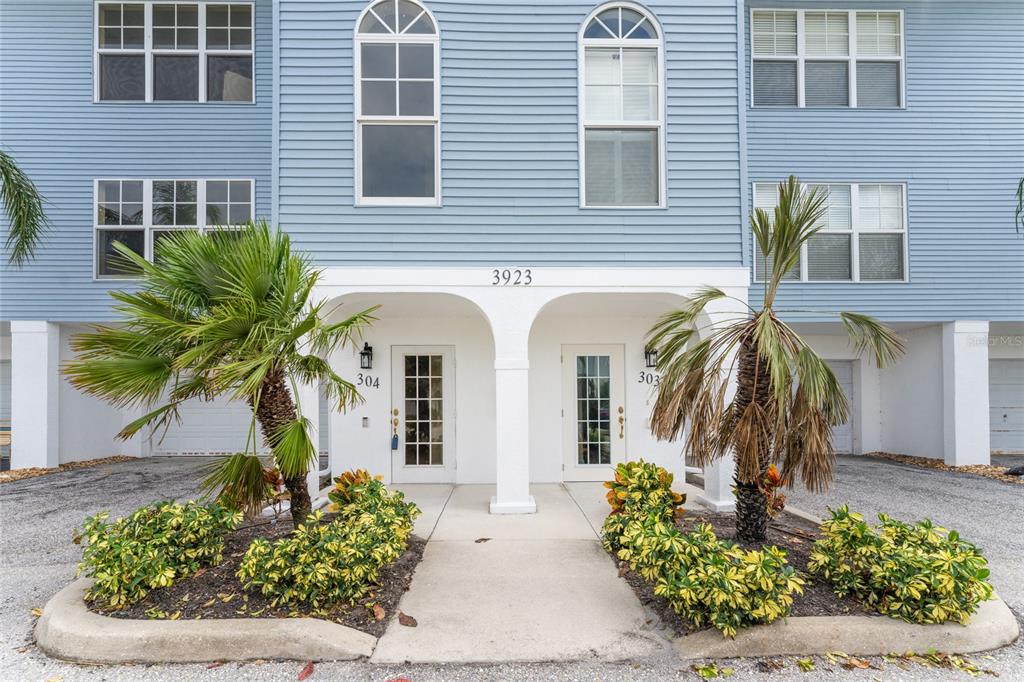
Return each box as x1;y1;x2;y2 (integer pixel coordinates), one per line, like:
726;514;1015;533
644;346;659;369
359;342;373;370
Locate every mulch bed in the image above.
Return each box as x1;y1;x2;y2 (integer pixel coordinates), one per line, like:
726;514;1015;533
92;514;426;638
0;455;138;484
867;451;1024;486
616;510;874;636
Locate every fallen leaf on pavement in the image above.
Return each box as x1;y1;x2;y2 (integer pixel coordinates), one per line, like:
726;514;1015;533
206;662;225;669
618;563;629;578
843;657;871;670
373;603;386;621
399;612;418;627
474;537;491;543
297;661;315;680
30;607;43;617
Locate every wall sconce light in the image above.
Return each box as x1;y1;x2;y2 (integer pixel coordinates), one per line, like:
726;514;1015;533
644;346;659;369
359;342;373;370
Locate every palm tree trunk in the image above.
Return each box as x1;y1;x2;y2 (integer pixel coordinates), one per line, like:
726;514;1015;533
250;368;312;527
732;338;772;544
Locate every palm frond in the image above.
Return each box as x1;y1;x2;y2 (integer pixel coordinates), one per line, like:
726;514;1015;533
269;416;317;479
839;312;905;367
199;453;274;518
1;149;48;265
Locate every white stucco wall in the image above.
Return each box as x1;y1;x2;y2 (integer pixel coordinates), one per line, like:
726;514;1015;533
58;324;130;464
327;302;498;484
878;324;945;458
527;307;688;484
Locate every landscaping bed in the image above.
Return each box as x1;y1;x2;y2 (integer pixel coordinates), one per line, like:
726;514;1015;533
616;510;874;636
867;451;1024;486
0;455;138;483
90;514;426;638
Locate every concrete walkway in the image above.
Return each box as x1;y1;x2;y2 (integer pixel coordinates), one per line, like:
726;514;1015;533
371;483;663;663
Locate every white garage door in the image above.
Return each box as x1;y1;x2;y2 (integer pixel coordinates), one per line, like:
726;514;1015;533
826;360;855;454
152;395;257;456
990;359;1024;454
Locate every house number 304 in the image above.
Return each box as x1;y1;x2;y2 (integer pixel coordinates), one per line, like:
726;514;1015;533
491;268;532;285
357;373;379;389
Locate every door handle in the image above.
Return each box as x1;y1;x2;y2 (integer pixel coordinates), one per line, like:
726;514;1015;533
391;409;399;450
618;406;624;439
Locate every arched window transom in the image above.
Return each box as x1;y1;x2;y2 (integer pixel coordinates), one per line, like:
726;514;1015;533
580;3;664;207
356;0;439;205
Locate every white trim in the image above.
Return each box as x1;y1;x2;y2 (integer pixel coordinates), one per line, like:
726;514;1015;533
94;1;255;104
578;2;667;209
354;0;441;207
751;180;909;283
749;8;905;109
93;177;255;279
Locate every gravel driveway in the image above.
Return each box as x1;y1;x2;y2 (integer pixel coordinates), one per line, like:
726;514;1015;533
1;455;1020;681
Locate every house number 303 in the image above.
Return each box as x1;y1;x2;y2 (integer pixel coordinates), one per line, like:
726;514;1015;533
491;268;532;285
638;371;660;387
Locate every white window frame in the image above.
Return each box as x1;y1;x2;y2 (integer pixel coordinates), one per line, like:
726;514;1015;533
94;1;256;104
578;2;666;209
354;0;441;207
750;8;905;109
752;181;908;283
93;178;255;279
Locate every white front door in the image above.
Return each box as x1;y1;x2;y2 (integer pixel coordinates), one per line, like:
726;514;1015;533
391;346;456;483
562;345;626;481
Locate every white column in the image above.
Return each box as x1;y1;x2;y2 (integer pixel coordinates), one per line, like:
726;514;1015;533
485;301;538;515
292;377;323;499
696;299;746;512
942;320;990;466
11;321;60;469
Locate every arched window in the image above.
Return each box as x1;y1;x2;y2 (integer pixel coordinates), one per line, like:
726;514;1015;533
355;0;439;205
579;3;664;207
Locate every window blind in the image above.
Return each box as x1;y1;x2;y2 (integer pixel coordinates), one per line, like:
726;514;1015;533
753;61;797;106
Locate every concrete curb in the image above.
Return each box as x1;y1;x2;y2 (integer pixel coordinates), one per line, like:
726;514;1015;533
35;578;377;664
675;597;1020;660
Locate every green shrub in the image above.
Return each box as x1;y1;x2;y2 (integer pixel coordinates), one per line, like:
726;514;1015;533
601;460;685;552
601;460;802;638
76;501;242;608
808;506;993;624
237;473;420;608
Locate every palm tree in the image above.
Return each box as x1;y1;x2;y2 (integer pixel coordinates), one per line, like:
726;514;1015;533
647;176;905;543
1;149;48;265
63;222;376;527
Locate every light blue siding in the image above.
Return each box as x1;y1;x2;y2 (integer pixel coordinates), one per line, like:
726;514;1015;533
0;0;274;321
745;1;1024;322
276;0;745;266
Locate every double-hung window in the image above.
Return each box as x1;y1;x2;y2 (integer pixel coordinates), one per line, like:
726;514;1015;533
355;0;440;205
580;3;664;207
753;182;907;282
96;2;254;103
751;9;903;108
95;178;254;277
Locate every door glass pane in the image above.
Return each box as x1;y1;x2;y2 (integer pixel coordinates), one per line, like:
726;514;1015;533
575;355;611;465
403;354;443;466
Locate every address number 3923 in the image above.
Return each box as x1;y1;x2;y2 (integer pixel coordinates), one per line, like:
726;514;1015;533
491;268;532;286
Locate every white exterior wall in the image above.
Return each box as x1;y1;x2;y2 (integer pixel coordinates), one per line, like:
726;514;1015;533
798;332;883;455
58;324;131;464
528;309;686;484
879;324;945;458
327;303;497;485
